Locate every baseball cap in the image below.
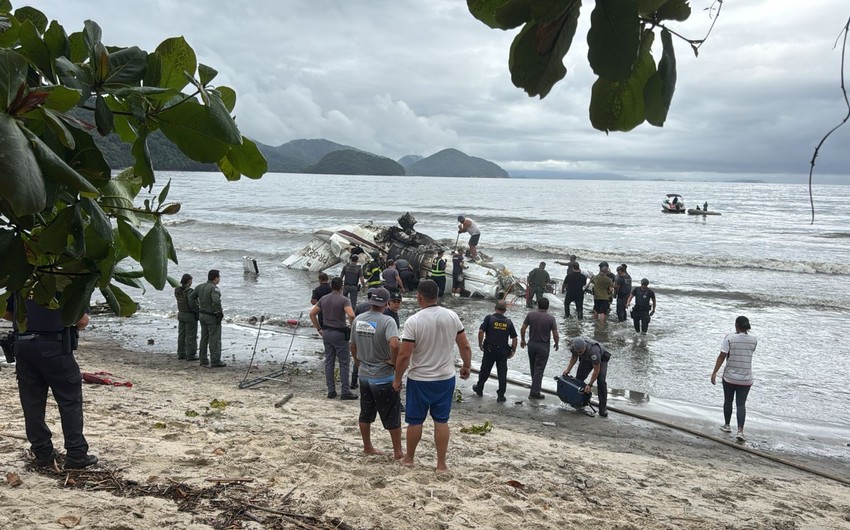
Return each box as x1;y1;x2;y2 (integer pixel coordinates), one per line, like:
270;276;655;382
641;278;649;285
571;337;586;351
389;292;402;302
369;287;390;306
366;287;377;299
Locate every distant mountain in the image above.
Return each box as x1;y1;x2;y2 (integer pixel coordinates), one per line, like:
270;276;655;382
306;149;405;176
256;139;359;173
407;148;508;178
397;154;423;168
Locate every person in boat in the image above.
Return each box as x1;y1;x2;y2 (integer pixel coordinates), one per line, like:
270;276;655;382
696;205;701;211
626;278;656;334
472;300;517;403
457;215;481;260
526;262;550;309
711;316;757;441
174;273;199;361
704;201;708;211
341;254;367;308
429;249;447;297
4;294;99;468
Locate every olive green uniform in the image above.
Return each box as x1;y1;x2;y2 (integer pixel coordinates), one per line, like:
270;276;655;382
190;281;223;365
174;285;199;360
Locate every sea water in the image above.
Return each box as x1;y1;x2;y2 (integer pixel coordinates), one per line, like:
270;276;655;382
95;171;850;444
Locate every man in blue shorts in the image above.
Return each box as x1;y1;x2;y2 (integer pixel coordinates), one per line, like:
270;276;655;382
349;287;403;459
393;280;472;472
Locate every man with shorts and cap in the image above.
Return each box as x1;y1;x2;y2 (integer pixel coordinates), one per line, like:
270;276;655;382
590;262;615;324
350;287;404;459
562;337;611;417
457;215;481;260
472;300;518;402
393;280;472;471
626;278;656;334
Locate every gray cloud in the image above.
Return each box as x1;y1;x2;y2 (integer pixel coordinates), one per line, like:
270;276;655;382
34;0;850;182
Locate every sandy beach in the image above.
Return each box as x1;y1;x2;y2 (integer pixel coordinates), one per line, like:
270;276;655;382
1;329;849;530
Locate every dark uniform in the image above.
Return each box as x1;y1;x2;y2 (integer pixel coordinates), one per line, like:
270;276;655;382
527;265;550;308
429;254;447;297
630;285;656;333
573;337;611;415
364;257;383;288
190;280;224;366
614;272;632;323
451;253;465;294
6;297;96;468
174;285;199;360
472;310;517;402
342;260;364;307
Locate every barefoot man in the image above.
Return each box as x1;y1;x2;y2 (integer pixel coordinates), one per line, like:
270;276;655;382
393;280;472;471
349;288;404;459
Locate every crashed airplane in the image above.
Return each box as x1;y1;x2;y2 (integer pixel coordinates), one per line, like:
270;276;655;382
282;213;525;300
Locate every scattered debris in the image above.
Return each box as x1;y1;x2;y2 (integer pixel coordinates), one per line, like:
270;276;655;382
6;471;22;487
185;410;199;417
56;514;81;528
505;480;525;490
460;420;493;435
274;393;294;408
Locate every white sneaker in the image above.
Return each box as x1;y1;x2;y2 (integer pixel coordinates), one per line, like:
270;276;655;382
736;431;746;441
720;424;731;433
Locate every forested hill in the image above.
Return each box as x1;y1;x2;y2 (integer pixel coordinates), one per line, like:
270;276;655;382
90;130;507;178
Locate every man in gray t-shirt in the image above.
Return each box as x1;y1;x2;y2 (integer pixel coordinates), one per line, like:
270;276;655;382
349;287;403;459
310;277;356;399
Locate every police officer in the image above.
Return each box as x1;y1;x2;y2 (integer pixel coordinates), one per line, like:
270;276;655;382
526;261;550;308
472;300;517;403
562;337;611;417
363;252;384;289
614;265;632;323
342;254;367;307
174;273;199;360
626;278;656;334
429;249;447;297
190;269;226;367
4;295;98;468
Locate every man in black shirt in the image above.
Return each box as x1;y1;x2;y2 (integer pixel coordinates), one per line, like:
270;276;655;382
626;278;656;334
472;300;517;403
561;262;588;319
614;265;632;323
311;273;333;329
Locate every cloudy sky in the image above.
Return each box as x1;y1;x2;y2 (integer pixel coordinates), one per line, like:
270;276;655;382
34;0;850;182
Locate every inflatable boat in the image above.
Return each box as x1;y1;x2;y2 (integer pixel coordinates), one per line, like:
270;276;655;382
687;209;721;216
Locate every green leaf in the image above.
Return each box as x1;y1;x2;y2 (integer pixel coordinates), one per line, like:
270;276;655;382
41;108;75;149
0;11;20;49
467;0;519;29
0;114;46;216
589;30;656;132
14;6;47;33
157;98;231;163
216;86;236;113
21;125;99;196
81;196;113;245
493;1;531;30
141;219;169;289
645;29;677;126
101;282;136;317
95;94;113;135
198;63;218;85
83;20;103;65
530;0;576;24
84;221;109;260
43;85;82;112
0;229;34;291
69;31;87;63
157;178;171;205
155;36;197;91
587;0;640;82
637;0;669;17
112;114;138;143
225;137;267;179
59;273;99;326
65;125;111;187
207;91;242;144
100;170;142;223
132;133;154;187
117;218;143;261
112;270;145;291
31;273;57;306
54;56;93;104
104;46;147;87
18;20;54;82
69;202;86;258
43;20;70;60
0;48;28;111
656;0;691;22
508;4;580;98
36;207;74;254
216;156;241;182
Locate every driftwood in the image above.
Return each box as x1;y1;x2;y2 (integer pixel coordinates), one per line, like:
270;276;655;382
274;393;295;408
204;477;255;483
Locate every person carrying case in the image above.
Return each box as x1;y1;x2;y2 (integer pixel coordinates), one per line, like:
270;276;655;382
554;375;596;416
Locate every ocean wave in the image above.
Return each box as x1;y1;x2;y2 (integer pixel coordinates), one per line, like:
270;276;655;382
658;287;845;311
484;243;850;275
165;218;310;236
816;231;850;239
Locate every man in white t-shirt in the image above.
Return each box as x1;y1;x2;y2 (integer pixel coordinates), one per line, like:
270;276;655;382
393;280;472;472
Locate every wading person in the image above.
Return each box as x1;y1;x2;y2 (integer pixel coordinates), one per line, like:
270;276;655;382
562;337;611;417
526;261;550;308
614;265;632;323
393;280;472;472
190;269;226;367
562;262;588;319
626;278;656;334
711;316;757;441
429;249;447;297
310;277;357;399
472;300;517;403
342;254;367;307
4;295;98;468
349;287;403;459
520;297;559;400
590;262;614;324
457;215;481;260
174;273;199;360
363;252;384;289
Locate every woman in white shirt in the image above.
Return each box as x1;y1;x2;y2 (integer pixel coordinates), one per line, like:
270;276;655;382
711;316;757;441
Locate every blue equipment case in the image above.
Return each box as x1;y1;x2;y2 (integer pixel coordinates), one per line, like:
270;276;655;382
554;375;595;415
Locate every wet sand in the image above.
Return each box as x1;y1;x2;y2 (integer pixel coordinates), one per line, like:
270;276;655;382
1;319;850;529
